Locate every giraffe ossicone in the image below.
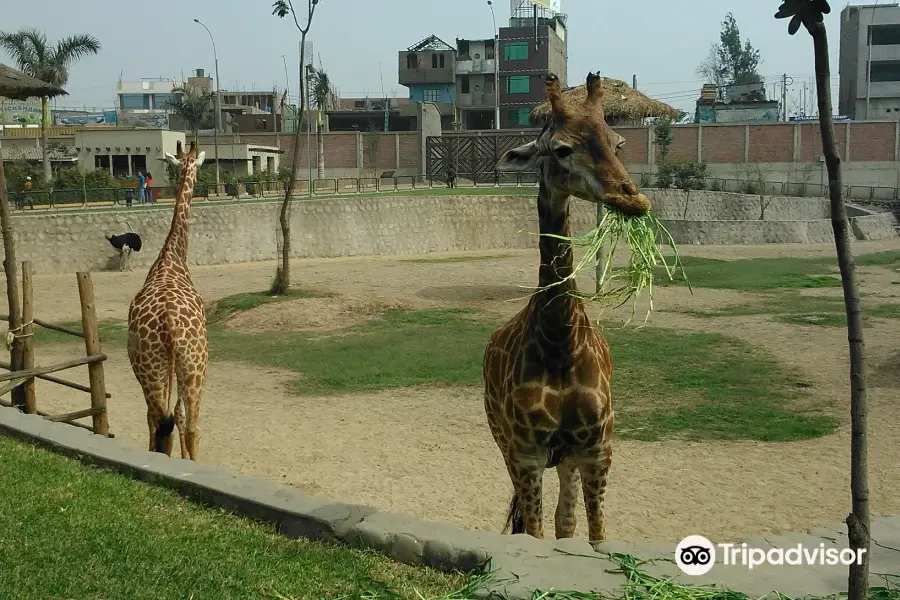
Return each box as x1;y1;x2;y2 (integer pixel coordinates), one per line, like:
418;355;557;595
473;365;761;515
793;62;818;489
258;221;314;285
483;71;650;544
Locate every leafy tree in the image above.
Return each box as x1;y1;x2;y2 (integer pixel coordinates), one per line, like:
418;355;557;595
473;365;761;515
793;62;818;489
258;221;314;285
166;85;215;144
271;0;325;294
0;28;101;183
774;2;869;600
696;13;763;99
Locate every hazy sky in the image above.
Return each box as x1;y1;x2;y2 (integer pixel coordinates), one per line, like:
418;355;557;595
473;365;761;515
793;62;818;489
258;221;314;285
1;0;847;117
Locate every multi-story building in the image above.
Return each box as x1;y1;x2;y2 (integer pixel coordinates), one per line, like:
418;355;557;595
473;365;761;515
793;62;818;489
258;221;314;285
116;76;177;128
839;2;900;120
398;34;458;129
499;2;567;128
454;37;498;129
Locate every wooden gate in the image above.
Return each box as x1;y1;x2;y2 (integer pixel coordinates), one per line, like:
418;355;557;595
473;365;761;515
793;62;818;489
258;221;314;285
426;132;539;184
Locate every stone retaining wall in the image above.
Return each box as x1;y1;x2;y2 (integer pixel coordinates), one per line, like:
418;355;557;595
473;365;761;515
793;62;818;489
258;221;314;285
10;191;897;275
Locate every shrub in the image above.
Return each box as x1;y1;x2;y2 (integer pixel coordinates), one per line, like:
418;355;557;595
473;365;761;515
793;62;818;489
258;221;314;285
655;160;707;191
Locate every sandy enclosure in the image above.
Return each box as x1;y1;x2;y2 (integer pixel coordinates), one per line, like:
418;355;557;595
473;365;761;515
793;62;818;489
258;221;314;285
6;238;900;544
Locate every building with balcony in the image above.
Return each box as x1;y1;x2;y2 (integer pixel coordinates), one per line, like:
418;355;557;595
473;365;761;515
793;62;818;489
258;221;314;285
498;5;568;128
839;2;900;120
398;34;457;129
455;37;498;129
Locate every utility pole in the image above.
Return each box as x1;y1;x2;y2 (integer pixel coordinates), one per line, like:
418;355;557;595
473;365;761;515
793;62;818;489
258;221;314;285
194;18;222;196
782;73;788;121
487;0;500;130
866;8;874;120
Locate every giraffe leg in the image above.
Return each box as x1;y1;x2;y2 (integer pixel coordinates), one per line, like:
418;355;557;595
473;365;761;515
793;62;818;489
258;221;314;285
177;368;205;462
554;455;580;539
174;396;188;459
576;441;613;543
507;451;547;539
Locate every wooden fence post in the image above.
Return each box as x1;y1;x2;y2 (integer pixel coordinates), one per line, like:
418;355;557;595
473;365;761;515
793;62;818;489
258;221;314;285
21;261;35;414
76;272;109;436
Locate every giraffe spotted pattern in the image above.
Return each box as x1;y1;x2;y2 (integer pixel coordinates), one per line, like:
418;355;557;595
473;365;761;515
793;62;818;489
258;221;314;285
483;72;652;543
127;140;209;461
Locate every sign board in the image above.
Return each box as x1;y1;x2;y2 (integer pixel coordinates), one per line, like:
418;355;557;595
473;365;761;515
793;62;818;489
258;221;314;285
510;0;561;14
0;99;43;126
789;115;852;122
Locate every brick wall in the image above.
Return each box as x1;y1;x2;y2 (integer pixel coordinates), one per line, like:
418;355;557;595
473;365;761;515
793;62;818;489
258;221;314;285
3;121;898;179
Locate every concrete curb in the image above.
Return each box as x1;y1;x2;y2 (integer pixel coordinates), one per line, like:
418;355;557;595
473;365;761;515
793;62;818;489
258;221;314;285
2;407;899;598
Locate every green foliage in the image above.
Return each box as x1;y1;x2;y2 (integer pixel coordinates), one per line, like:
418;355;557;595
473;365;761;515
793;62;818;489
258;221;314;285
653;117;674;163
166;86;215;140
0;28;101;91
3;160;47;192
716;13;764;87
655;160;708;190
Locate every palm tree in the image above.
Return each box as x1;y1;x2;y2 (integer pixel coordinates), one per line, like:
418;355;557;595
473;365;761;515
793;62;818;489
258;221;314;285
310;68;334;179
0;28;100;183
774;3;869;599
167;85;215;145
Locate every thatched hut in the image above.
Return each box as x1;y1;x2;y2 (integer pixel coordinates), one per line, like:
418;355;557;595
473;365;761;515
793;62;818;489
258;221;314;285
0;63;67;101
530;77;681;127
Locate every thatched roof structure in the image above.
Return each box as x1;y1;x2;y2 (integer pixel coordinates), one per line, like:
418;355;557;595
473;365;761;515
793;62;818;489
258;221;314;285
530;77;680;124
0;63;67;100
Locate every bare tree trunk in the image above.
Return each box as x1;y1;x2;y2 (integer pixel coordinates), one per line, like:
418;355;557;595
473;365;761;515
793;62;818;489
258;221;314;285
0;150;24;409
275;34;309;294
811;24;870;600
316;114;325;180
40;97;52;184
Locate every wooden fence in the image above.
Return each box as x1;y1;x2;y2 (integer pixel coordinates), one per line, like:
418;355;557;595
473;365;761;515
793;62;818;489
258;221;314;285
0;262;111;437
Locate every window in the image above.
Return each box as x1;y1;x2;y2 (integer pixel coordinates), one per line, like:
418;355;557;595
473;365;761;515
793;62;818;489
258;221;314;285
431;53;438;68
406;53;417;69
119;93;150;109
504;41;528;61
439;53;445;68
461;75;470;94
423;88;442;102
870;24;900;46
152;93;173;109
506;75;530;94
870;60;900;82
505;108;531;126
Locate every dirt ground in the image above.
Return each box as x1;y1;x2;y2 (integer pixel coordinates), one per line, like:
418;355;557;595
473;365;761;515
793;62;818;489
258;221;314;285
10;238;900;544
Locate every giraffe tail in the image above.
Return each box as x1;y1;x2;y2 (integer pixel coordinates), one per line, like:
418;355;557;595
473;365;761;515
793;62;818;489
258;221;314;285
153;308;178;454
503;493;526;535
154;415;176;452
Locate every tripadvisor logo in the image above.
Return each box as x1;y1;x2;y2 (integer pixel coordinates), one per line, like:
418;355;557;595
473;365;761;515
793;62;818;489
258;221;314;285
675;535;867;576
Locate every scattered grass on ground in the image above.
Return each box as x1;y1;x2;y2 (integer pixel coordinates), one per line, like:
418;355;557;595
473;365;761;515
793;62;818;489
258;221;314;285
654;256;841;291
206;288;330;324
672;291;900;328
0;435;466;600
652;250;900;292
204;302;834;442
399;253;515;264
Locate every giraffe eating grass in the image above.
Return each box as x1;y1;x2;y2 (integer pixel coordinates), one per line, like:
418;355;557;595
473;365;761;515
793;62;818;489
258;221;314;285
483;72;651;544
127;140;209;461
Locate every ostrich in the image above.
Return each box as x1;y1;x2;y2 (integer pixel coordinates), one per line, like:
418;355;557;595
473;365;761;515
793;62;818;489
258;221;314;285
105;222;142;271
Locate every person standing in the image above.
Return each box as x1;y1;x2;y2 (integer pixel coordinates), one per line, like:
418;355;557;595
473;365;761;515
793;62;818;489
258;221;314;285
137;171;146;204
21;175;33;210
145;172;154;203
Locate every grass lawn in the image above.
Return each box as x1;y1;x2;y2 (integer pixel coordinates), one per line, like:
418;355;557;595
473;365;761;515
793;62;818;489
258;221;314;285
201;298;834;442
672;291;900;328
0;434;467;600
655;250;900;292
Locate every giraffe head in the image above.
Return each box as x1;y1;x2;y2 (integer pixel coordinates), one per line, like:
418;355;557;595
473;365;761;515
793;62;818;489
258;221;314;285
164;140;206;181
497;73;651;216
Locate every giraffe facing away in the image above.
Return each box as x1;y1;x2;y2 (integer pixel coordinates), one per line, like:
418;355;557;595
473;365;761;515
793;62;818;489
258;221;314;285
483;72;651;543
127;140;209;461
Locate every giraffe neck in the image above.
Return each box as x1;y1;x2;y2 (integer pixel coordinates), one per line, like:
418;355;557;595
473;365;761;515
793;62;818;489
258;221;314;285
161;165;196;262
528;178;582;370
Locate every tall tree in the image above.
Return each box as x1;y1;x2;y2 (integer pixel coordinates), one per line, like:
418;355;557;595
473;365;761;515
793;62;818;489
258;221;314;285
774;3;869;600
310;68;334;180
271;0;325;293
697;13;763;98
167;85;215;144
0;28;100;183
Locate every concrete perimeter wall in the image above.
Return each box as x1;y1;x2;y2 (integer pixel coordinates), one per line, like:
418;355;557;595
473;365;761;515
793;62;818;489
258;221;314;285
11;190;898;275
